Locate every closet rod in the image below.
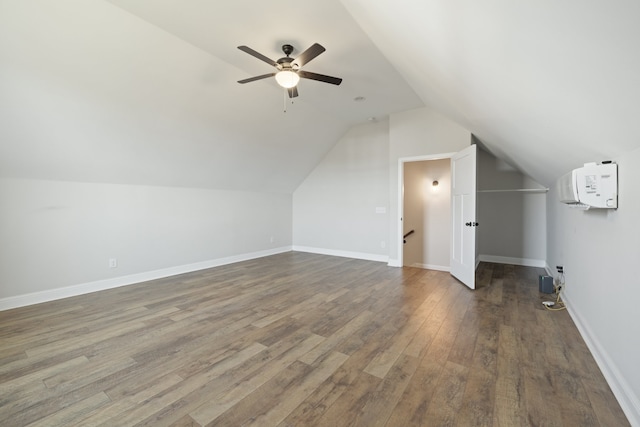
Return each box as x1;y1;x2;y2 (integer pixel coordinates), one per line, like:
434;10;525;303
477;188;548;193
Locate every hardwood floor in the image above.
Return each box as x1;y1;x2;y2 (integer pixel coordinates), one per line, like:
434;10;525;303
0;252;629;426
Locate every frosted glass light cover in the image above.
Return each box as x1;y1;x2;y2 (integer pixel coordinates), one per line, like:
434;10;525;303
275;70;299;88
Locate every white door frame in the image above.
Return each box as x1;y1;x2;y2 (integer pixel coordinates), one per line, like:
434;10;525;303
397;152;457;267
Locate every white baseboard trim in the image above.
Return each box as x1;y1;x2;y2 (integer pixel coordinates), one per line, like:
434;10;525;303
478;254;546;268
563;292;640;426
409;263;450;272
387;258;401;267
292;246;388;263
0;246;293;312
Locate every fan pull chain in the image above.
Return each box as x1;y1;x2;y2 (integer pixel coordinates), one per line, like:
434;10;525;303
283;89;294;113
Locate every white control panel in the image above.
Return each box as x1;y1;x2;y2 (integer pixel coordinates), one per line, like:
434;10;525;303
575;162;618;209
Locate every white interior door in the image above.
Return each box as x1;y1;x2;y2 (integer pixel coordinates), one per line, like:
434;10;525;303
450;144;477;289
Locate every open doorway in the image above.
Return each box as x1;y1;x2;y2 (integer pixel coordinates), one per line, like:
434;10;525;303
400;155;453;270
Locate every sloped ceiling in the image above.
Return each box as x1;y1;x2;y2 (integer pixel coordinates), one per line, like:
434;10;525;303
0;0;423;192
341;0;640;187
2;1;639;192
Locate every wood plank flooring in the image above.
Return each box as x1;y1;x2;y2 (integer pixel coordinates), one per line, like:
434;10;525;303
0;252;630;426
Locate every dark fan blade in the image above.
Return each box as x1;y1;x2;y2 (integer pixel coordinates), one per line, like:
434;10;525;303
287;86;299;98
292;43;325;68
237;73;276;84
298;70;342;85
237;46;278;68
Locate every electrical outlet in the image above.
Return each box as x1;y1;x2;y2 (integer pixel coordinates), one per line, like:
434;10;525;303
380;240;386;248
270;236;275;243
109;258;117;268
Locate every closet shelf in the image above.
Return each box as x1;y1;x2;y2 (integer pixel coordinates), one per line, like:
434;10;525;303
477;188;549;193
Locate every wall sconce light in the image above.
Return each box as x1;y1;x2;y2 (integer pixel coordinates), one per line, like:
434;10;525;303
432;180;439;187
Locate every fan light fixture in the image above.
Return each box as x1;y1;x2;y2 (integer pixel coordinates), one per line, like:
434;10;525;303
237;43;342;98
275;70;299;88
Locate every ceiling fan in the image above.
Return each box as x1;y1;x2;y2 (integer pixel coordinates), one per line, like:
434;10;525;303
237;43;342;98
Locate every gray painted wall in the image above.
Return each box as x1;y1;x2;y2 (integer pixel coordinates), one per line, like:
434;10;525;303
292;120;390;260
546;147;640;424
292;107;471;264
477;147;547;265
0;178;292;304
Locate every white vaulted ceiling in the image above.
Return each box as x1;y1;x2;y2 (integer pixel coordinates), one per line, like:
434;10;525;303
341;0;640;187
2;0;640;191
0;0;422;192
